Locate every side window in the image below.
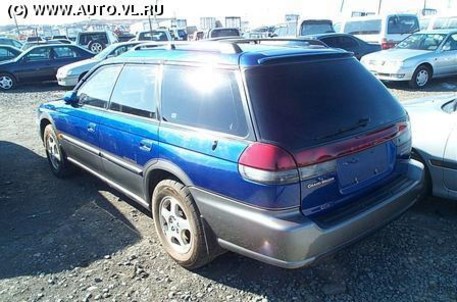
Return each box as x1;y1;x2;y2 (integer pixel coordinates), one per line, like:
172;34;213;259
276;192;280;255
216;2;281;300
24;47;51;61
443;34;457;51
161;65;248;136
53;46;80;58
0;48;13;58
77;64;122;108
321;37;338;47
109;64;158;118
339;37;358;49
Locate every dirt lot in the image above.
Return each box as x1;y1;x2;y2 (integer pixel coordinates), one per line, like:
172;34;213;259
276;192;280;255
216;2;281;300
1;79;457;302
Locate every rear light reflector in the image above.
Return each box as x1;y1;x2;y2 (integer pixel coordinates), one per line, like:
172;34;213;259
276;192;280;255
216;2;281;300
395;120;412;158
238;143;299;185
381;38;396;50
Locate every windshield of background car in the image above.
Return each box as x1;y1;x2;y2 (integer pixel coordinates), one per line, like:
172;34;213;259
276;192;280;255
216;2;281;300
245;57;405;150
210;29;241;37
344;19;381;35
396;33;446;50
433;16;457;29
387;16;419;34
299;21;334;35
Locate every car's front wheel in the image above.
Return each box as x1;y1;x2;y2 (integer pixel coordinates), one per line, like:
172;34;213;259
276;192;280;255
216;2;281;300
409;65;431;89
152;179;211;269
43;124;73;178
0;73;16;90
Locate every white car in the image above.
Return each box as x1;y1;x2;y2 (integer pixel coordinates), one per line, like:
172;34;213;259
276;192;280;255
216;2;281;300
404;95;457;200
361;30;457;88
57;41;140;87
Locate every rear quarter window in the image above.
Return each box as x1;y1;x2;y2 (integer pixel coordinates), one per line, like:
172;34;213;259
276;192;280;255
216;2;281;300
161;65;248;136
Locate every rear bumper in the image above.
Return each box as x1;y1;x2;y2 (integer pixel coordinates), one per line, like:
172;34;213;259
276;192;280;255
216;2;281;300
192;159;423;269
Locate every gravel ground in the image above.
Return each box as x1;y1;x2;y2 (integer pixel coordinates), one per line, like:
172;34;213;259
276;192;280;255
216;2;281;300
0;79;457;302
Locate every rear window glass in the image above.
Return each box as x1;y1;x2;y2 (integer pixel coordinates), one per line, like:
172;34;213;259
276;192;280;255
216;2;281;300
299;21;334;36
387;16;419;34
344;20;382;35
139;31;169;41
161;66;247;136
79;33;108;45
245;58;405;150
210;29;240;38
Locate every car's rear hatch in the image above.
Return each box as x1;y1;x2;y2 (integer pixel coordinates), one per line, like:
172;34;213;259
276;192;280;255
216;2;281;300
244;54;411;216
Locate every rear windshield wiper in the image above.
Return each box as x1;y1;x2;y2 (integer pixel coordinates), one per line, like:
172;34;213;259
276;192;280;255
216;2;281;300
315;118;370;141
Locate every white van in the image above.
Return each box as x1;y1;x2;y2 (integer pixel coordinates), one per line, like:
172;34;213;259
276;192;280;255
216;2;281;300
340;14;420;49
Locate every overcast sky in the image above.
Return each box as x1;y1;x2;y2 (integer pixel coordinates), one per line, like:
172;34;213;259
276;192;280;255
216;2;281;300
1;0;456;27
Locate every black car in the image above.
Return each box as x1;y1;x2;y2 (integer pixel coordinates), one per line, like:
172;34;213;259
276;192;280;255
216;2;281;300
0;45;22;62
0;38;23;49
307;33;381;59
0;44;94;90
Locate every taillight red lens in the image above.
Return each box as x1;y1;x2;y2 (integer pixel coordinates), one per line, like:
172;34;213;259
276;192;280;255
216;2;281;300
238;143;297;171
238;143;299;185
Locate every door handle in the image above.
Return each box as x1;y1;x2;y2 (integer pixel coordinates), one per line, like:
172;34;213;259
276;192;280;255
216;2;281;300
87;123;96;133
139;139;153;152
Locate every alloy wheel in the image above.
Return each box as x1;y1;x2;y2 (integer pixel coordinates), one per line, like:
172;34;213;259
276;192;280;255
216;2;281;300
158;196;192;254
0;75;13;90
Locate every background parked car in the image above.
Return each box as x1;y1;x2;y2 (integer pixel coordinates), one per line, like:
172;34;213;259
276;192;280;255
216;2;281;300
425;15;457;31
298;19;335;36
134;29;172;42
404;95;457;200
204;27;241;39
0;45;22;62
21;40;65;51
26;36;45;43
0;44;94;90
75;31;118;53
57;41;141;87
340;14;420;49
0;37;23;49
307;33;381;59
361;30;457;88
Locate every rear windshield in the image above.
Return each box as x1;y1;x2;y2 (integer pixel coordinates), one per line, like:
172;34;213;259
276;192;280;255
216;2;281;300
299;21;334;36
79;33;108;45
387;16;419;34
245;58;405;150
210;28;240;38
344;20;381;35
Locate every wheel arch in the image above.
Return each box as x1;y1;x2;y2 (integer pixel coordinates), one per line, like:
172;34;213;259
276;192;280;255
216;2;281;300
416;62;434;78
143;160;195;207
38;113;55;141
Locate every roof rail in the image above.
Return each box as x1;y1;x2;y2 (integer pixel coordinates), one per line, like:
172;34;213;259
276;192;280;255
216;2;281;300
131;40;243;54
219;38;325;46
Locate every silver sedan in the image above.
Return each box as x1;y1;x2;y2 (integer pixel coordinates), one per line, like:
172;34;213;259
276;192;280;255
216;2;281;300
404;95;457;200
361;30;457;88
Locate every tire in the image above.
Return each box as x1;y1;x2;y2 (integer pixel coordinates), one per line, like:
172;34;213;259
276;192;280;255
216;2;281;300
0;73;16;90
411;150;432;198
43;124;73;178
409;65;431;89
152;179;211;269
88;41;105;53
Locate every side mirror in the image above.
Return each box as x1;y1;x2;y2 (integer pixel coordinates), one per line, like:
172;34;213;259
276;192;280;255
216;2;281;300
63;90;79;105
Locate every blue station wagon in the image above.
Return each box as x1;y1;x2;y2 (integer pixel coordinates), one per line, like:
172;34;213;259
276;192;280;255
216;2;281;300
38;41;424;269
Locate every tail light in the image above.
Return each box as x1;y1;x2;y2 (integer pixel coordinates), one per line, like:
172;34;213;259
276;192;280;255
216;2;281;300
238;143;299;185
239;119;411;185
395;119;412;158
381;38;396;50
